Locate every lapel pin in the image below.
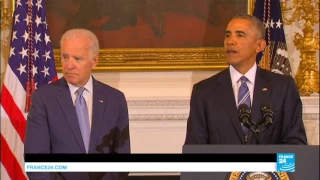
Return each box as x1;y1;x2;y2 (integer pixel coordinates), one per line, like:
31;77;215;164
262;88;268;91
99;100;104;103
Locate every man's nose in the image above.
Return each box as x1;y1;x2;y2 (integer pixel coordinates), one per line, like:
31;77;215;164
65;60;75;69
226;36;236;45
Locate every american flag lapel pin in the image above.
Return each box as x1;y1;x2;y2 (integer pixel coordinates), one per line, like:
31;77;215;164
262;88;268;91
99;100;104;103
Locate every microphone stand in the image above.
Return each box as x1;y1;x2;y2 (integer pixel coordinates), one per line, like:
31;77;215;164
247;124;260;144
242;121;261;144
253;127;261;144
240;104;274;144
252;123;270;144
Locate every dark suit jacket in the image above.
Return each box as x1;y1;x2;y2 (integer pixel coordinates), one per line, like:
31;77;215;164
185;67;308;145
25;77;130;180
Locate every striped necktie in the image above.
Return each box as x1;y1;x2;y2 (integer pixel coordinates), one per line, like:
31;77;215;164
238;76;251;140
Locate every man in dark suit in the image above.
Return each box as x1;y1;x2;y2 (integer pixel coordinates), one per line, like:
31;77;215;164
24;29;130;180
185;14;307;145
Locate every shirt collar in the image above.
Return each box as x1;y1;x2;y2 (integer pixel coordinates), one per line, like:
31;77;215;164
67;76;93;95
229;63;257;87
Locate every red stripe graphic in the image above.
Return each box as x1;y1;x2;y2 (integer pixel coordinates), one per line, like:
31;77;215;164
1;85;27;142
1;135;27;180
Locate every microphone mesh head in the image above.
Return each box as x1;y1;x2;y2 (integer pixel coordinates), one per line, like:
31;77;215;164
238;104;249;110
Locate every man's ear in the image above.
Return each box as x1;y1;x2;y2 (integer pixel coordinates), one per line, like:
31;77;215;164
256;39;267;53
92;53;99;68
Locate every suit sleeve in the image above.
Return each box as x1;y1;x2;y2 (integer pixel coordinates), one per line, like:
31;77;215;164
281;77;308;145
24;91;51;180
113;92;130;154
184;84;209;144
102;92;130;180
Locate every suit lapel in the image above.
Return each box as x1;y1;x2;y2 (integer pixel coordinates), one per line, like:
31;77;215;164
248;68;272;142
89;79;107;153
216;69;245;143
55;78;86;153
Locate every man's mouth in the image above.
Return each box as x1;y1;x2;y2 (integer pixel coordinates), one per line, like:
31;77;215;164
226;50;238;54
66;73;77;76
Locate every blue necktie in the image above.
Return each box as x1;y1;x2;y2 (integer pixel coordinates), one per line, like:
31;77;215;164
75;87;90;153
238;76;251;138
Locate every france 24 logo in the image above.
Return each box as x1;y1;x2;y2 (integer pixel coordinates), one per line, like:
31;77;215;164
277;153;295;172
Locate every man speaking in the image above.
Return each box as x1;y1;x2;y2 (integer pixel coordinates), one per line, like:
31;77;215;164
184;14;307;145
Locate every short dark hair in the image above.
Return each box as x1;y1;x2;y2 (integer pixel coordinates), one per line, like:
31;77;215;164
231;13;265;39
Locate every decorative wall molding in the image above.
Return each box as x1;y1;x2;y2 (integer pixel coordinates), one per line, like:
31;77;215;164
129;114;189;121
128;99;189;106
301;96;320;106
128;99;190;121
128;96;319;121
303;114;319;121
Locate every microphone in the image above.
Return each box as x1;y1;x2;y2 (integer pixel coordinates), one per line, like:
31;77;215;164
253;103;274;144
238;104;251;128
237;103;274;144
261;103;274;128
238;104;259;144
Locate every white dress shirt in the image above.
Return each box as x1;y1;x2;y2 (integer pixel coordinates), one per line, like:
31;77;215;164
229;63;257;106
67;76;93;130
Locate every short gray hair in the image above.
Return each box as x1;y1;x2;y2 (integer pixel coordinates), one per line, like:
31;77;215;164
231;13;265;39
60;29;99;56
